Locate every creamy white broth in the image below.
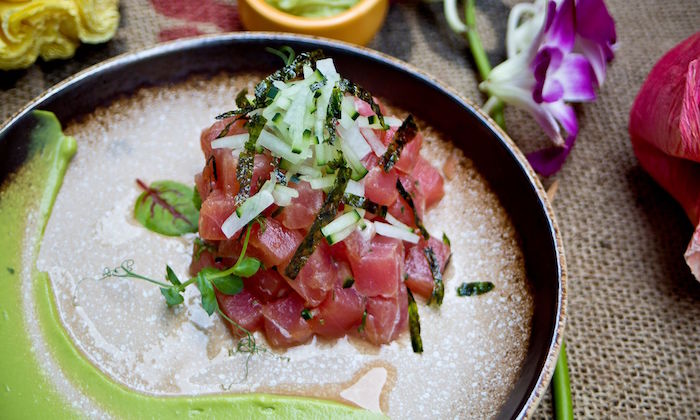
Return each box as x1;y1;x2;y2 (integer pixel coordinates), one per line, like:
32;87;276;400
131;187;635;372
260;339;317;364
36;73;533;418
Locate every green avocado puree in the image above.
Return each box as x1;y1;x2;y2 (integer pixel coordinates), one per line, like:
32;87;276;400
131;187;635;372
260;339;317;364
0;110;381;419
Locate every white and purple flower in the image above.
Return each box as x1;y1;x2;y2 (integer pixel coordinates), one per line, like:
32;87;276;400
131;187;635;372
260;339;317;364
480;0;616;175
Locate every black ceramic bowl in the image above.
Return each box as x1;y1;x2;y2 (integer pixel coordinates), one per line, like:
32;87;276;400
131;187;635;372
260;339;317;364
0;33;566;419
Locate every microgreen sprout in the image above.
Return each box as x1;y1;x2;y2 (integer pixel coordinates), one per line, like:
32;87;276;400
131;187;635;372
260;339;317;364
101;220;266;378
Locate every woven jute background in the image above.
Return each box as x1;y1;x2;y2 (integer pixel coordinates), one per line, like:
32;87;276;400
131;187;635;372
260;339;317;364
2;0;699;418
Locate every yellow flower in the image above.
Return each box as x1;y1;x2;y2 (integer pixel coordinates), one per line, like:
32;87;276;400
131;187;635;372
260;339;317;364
0;0;119;70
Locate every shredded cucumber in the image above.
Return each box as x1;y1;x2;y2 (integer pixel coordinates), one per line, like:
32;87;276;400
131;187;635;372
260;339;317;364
374;221;420;244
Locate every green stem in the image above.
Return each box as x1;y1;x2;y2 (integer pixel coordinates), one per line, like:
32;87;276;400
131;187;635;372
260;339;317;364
552;341;574;420
177;277;197;290
464;0;506;129
208;221;257;280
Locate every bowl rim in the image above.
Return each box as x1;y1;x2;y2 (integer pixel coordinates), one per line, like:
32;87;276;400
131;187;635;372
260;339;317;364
0;32;567;419
239;0;385;28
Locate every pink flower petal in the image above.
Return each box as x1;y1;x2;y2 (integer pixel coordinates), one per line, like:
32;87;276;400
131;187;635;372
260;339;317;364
575;0;617;60
685;224;700;281
556;53;597;102
630;32;700;163
577;37;608;86
546;101;578;136
526;132;575;176
680;58;700;160
544;0;575;52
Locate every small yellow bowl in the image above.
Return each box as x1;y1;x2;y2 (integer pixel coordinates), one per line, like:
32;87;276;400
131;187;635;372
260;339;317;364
238;0;389;46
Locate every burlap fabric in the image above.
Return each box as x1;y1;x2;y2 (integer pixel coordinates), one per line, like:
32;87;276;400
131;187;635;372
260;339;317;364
1;0;699;418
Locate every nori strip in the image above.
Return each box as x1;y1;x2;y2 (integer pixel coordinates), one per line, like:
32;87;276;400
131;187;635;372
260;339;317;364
234;115;267;205
235;88;250;109
254;50;326;108
271;156;287;186
456;282;494;296
216;114;247;138
216;50;326;120
424;247;445;306
285;166;351;279
342;193;388;218
407;289;423;353
338;78;388;130
324;86;343;144
379;115;418;172
396;179;429;239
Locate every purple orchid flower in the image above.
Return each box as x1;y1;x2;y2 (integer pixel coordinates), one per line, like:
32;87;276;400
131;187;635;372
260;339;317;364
481;0;616;176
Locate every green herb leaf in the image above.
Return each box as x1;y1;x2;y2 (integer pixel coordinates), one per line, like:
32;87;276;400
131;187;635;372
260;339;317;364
301;308;313;320
194;238;217;262
211;274;244;296
342;277;355;288
442;232;451;247
265;46;296;66
232;257;261;278
456;282;494;296
160;287;184;306
192;186;202;211
165;265;181;286
196;270;218;316
134;179;199;236
407;289;423;353
424;247;445;306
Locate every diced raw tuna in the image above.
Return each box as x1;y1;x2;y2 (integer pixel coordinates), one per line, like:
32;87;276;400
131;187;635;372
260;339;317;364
200;117;246;157
362;282;408;345
354;98;374;117
199;189;237;240
219;153;273;197
216;148;238;196
188;246;231;277
281;242;335;307
412;156;444;208
261;293;313;347
244;268;290;303
404;236;451;299
363;166;399;206
308;261;365;338
278;181;323;230
344;232;403;297
216;288;263;334
248;218;303;267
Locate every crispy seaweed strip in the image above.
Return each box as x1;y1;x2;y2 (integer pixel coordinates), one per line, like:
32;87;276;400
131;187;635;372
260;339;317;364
342;193;388;218
407;289;423;353
396;179;429;239
235;88;251;109
254;50;326;107
456;281;494;296
379;115;418;172
216;50;325;120
216;114;247;138
271;156;287;186
234;115;267;205
424;247;445;306
338;78;388;129
324;86;343;144
285;166;351;279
